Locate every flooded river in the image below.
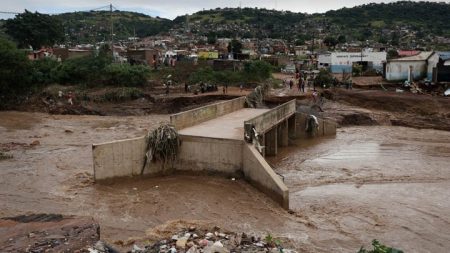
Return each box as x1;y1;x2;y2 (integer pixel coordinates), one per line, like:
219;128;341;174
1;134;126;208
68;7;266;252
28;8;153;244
1;111;449;252
268;126;450;253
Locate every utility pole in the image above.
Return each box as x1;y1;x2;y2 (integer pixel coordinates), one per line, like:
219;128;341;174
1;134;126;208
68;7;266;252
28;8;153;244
110;3;114;61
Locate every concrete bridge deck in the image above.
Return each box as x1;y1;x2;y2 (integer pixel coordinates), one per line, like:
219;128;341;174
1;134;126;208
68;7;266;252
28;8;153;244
178;108;270;140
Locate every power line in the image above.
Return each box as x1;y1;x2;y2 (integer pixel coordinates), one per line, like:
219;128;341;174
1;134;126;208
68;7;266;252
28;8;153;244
0;4;120;16
0;11;20;15
89;5;112;11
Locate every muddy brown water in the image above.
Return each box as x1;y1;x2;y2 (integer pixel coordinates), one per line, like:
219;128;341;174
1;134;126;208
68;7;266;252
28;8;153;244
267;126;450;253
1;111;449;253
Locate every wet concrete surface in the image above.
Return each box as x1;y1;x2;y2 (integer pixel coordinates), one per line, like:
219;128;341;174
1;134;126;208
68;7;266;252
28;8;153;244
178;108;269;139
1;111;450;252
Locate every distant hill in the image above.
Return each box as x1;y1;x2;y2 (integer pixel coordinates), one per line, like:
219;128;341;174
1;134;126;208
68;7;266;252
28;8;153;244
172;1;450;47
1;1;449;48
324;1;450;39
173;8;306;39
55;11;172;44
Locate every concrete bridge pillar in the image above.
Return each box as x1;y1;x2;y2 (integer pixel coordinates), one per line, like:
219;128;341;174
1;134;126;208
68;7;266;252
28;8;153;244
279;120;289;147
288;115;297;138
265;127;278;156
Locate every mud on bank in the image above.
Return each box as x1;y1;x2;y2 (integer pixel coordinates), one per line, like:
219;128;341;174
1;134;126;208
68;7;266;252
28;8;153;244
7;83;256;116
313;89;450;131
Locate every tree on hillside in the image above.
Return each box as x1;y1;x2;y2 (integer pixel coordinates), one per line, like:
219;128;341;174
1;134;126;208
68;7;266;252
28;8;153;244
323;36;338;48
227;39;243;54
5;10;64;49
207;32;217;44
387;49;399;59
0;38;32;105
337;35;346;44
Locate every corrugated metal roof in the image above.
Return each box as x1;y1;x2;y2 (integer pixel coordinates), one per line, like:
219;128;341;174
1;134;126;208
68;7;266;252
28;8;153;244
397;50;420;56
389;51;433;61
437;51;450;61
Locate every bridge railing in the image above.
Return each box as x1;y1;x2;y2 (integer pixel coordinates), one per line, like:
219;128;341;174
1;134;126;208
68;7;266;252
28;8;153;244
170;96;246;130
244;99;296;138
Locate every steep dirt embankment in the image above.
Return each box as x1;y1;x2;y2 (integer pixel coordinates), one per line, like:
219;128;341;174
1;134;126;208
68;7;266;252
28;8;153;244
322;89;450;131
16;88;239;116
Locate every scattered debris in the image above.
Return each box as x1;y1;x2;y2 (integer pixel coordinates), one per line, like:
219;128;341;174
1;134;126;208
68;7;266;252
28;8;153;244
0;151;13;160
445;88;450;96
30;140;40;146
0;214;100;252
305;115;319;135
245;83;271;108
128;226;295;253
142;124;180;174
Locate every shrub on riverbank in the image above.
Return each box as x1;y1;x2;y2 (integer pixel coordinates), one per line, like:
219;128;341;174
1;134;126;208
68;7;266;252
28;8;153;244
188;60;272;85
0;38;32;106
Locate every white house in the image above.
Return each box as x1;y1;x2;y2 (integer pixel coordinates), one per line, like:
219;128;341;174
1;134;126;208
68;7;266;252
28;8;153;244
318;51;387;73
427;52;450;82
317;53;331;69
385;52;433;81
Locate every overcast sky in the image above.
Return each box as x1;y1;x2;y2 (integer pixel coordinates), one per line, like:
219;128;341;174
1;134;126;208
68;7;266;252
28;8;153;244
0;0;447;20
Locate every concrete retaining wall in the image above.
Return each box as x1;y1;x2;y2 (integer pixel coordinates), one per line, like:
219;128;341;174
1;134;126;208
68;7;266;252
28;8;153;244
243;144;289;209
93;136;168;181
93;136;147;180
177;135;243;176
295;112;337;138
170;96;246;130
244;99;296;135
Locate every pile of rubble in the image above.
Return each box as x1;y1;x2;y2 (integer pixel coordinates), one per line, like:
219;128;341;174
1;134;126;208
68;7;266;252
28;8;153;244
128;227;295;253
92;226;296;253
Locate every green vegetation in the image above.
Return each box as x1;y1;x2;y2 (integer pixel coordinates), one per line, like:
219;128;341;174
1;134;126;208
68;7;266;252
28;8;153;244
94;87;144;102
0;38;32;105
325;1;450;39
4;10;64;49
323;36;338;48
102;64;150;87
0;151;13;160
174;7;306;39
387;49;399;60
2;2;449;46
314;69;334;88
56;11;172;44
173;2;450;44
227;39;243;53
353;64;363;77
0;38;150;107
188;60;272;85
358;240;403;253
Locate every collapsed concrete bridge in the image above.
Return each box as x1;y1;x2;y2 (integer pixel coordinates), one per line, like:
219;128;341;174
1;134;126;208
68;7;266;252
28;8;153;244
92;97;336;209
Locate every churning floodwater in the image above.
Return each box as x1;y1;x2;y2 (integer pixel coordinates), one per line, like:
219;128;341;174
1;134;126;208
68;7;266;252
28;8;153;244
1;112;449;252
